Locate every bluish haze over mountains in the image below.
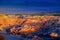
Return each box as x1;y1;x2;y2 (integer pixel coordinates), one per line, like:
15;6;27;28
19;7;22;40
0;0;60;13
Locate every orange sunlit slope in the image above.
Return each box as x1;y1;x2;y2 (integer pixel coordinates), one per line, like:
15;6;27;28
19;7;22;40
0;14;60;35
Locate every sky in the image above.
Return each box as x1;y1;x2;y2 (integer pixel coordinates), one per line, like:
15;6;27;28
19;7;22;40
0;0;60;14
